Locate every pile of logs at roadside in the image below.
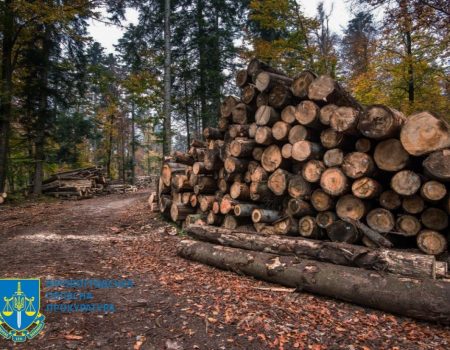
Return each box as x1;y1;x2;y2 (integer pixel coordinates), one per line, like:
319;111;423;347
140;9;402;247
105;182;138;194
135;175;157;189
42;166;106;199
158;58;450;322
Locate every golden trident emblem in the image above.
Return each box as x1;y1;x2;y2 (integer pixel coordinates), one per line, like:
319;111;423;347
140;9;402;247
2;282;36;328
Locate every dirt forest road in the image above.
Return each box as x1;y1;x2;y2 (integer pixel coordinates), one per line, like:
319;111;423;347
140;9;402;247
0;192;449;350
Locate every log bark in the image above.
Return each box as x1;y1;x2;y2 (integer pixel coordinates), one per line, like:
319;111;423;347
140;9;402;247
396;215;421;237
417;230;448;255
247;58;285;77
203;127;223;140
236;70;251;88
199;195;215;212
291;141;323;162
348;219;394;248
379;190;402;210
162;163;187;186
268;169;293;196
420;180;447;202
234;203;260;217
230;139;256;158
230;182;250;200
391;170;421;196
374;139;409;172
229;124;250;139
298;216;322;239
241;84;258;105
184;225;448;280
336;195;366;221
222;215;252;230
330;106;360;135
296;100;321;128
319;104;338;126
358;105;406;139
249;181;273;202
171;203;196;221
287;198;314;217
342;152;375;179
320;168;349;196
302;160;325;183
421;208;448;231
323;148;344;167
224;157;250;173
261;145;284;172
288;175;313;199
220;96;239;118
311;189;334;212
400;111;450;156
274;216;298;235
252;209;282;223
255;126;274;145
255;71;293;92
269;84;292;109
423;149;450;182
351;177;382;199
173;151;195;165
366;208;395;233
272;121;291;141
255;105;280;126
256;92;269;108
232;103;255;125
291;70;317;98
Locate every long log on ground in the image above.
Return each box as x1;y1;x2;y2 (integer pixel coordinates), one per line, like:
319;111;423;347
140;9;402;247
184;225;447;280
400;111;450;156
178;239;450;323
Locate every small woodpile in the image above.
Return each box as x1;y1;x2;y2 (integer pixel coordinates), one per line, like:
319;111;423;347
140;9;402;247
43;166;106;199
106;182;138;194
159;58;450;322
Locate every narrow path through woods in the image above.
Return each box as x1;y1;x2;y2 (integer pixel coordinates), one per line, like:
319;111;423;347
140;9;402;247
0;192;449;349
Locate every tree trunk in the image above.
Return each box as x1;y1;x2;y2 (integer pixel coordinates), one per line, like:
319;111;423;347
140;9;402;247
272;121;291;141
366;208;395;233
0;0;13;193
291;70;317;99
320;128;346;149
255;126;274;145
298;216;322;238
323;148;344;167
296;100;321;128
330;106;360;135
255;71;293;92
326;220;360;243
230;139;255;158
288;175;312;199
268;84;292;109
288;125;311;144
336;195;367;221
232;103;255;125
420;180;447;202
311;189;334;212
316;211;337;229
287;198;314;217
268;169;292;196
178;240;450;323
421;208;448;231
342;152;374;179
252;209;282;223
379;190;401;210
261;145;283;172
308;75;361;109
319;104;338;126
281;105;297;124
291;141;323;162
351;177;382;199
163;0;172;155
396;215;421;236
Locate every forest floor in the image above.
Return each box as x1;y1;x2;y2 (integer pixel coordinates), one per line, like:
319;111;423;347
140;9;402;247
0;191;449;350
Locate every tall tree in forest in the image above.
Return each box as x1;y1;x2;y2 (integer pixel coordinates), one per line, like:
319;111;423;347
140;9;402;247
163;0;172;155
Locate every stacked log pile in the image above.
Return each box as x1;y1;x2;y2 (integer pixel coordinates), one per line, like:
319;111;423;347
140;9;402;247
158;58;450;322
42;167;106;199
